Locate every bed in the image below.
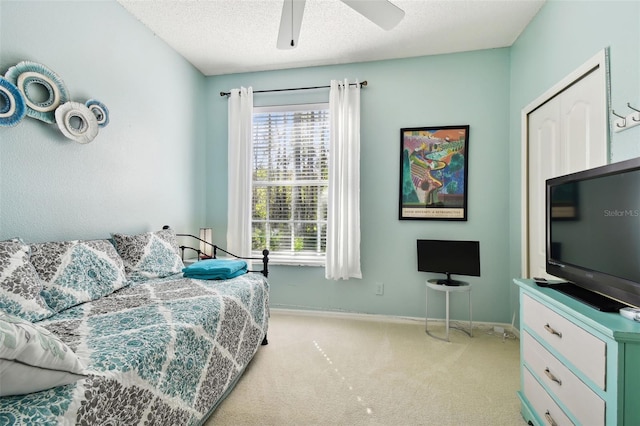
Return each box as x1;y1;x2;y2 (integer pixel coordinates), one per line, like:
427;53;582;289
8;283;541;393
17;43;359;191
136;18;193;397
0;228;269;425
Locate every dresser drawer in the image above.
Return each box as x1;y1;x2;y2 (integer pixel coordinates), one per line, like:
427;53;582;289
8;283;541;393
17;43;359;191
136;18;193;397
523;294;606;390
524;368;574;426
523;331;605;425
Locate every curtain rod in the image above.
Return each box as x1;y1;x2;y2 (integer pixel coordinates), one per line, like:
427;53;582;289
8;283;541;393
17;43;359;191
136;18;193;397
219;80;367;97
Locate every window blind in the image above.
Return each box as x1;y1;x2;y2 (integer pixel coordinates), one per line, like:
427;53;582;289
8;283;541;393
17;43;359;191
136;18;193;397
252;103;330;263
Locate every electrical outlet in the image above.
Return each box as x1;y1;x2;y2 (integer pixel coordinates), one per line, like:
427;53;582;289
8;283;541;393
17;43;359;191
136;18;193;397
375;282;384;295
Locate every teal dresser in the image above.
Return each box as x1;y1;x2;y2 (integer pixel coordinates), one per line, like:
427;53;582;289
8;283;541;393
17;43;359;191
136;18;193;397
513;278;640;425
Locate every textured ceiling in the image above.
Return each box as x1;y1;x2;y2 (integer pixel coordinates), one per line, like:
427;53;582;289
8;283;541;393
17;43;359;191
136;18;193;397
117;0;545;76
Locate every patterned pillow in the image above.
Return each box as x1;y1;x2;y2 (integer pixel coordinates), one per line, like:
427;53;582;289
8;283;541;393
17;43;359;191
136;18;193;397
30;239;130;313
0;312;86;396
0;239;54;321
112;228;185;281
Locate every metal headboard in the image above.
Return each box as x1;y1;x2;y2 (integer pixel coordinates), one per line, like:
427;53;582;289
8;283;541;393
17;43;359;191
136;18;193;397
162;226;269;277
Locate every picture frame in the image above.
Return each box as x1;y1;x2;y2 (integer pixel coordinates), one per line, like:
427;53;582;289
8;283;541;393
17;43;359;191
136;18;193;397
399;125;470;221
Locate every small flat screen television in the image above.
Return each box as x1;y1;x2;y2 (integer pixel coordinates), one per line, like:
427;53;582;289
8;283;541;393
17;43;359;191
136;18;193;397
417;239;480;285
546;157;640;311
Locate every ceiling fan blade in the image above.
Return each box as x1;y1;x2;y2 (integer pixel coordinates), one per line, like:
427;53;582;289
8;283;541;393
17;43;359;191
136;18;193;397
277;0;306;49
341;0;405;30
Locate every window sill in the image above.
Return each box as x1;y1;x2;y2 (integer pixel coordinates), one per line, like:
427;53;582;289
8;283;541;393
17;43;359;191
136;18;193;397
254;253;325;267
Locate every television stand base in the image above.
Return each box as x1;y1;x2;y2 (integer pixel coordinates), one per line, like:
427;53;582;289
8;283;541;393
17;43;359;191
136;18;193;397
550;282;627;312
436;279;463;286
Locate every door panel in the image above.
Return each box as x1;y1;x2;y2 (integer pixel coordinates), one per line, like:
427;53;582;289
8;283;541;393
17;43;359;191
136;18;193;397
561;71;606;174
528;98;560;279
527;67;606;278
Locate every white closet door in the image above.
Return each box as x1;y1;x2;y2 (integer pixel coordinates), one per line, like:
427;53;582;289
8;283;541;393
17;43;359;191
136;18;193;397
528;97;561;279
527;65;607;279
560;71;607;174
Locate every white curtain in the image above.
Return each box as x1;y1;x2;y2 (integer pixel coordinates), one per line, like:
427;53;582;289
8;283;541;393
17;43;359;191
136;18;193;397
227;87;253;258
326;79;362;280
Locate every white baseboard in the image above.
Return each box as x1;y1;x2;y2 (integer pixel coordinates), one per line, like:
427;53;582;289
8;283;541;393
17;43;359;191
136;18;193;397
270;307;519;338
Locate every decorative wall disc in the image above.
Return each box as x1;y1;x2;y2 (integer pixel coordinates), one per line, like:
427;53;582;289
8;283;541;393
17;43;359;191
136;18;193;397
4;61;69;124
85;99;109;127
0;76;27;127
55;102;99;144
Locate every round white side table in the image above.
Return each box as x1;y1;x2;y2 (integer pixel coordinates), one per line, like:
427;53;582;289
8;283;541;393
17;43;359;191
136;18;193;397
425;279;473;342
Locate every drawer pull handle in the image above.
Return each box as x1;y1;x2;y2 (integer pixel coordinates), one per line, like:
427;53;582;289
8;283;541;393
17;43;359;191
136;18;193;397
544;323;562;338
544;367;562;385
545;410;558;426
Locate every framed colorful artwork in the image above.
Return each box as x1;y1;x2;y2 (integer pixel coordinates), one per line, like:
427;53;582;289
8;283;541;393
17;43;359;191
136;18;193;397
399;125;470;220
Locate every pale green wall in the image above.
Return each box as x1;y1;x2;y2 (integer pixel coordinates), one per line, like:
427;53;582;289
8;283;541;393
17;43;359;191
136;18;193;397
2;0;636;324
207;50;513;322
208;0;640;323
508;0;640;315
0;0;207;242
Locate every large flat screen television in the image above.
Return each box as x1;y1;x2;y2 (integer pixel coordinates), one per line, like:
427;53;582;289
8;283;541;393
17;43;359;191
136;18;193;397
417;239;480;285
546;157;640;311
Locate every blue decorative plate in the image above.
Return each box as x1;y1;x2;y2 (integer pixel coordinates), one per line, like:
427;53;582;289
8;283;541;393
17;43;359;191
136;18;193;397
55;101;99;144
85;99;109;127
4;61;69;124
0;76;27;127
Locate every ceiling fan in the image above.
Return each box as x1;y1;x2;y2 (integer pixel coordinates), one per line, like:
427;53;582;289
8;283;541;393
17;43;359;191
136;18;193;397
277;0;405;49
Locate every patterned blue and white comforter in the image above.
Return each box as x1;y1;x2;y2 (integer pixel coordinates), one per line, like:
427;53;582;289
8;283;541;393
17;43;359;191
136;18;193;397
0;273;269;425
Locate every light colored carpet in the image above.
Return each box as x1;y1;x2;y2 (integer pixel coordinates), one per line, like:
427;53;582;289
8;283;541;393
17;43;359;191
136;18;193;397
206;310;524;426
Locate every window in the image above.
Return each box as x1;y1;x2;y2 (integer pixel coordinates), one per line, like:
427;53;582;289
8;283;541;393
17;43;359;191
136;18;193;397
251;103;330;265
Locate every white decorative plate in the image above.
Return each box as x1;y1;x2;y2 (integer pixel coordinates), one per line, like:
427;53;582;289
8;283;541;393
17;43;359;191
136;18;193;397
55;102;99;144
4;61;69;124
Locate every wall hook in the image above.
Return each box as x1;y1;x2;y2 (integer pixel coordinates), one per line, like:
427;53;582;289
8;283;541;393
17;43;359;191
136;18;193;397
627;103;640;121
612;110;626;127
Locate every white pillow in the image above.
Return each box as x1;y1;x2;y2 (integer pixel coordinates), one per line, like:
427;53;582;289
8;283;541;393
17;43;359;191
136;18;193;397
0;312;87;396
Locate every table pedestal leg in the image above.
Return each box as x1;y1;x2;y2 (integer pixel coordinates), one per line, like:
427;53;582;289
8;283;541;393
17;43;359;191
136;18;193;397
425;280;473;342
445;291;450;341
425;286;429;332
468;291;473;337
